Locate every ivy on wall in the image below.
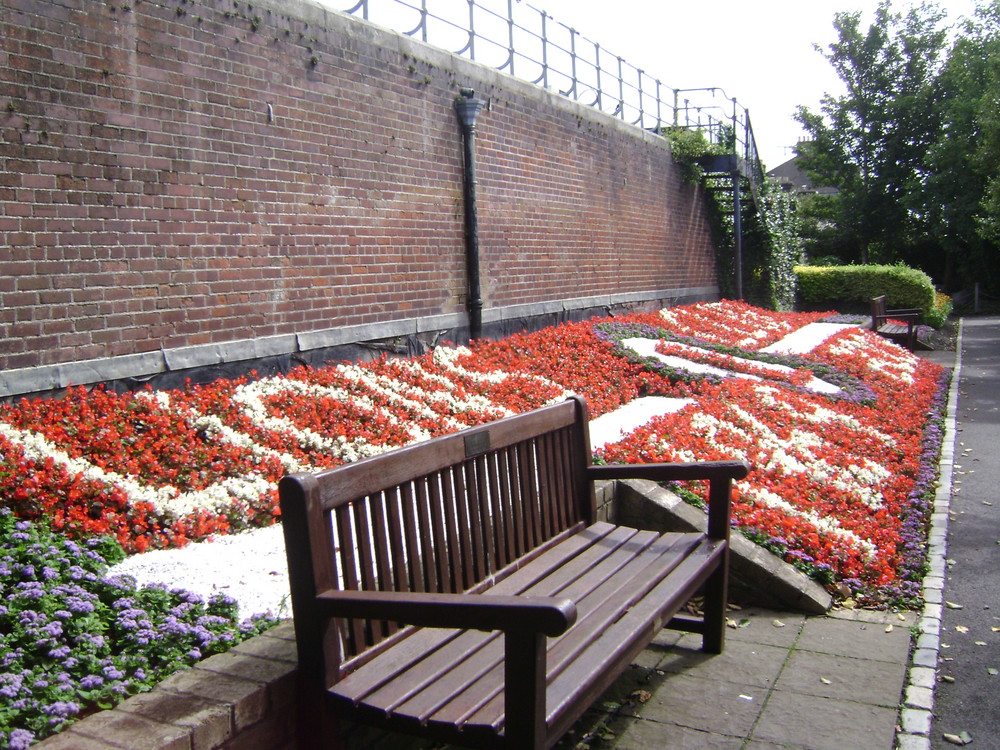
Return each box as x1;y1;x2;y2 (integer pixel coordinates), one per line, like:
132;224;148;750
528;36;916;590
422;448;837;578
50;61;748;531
661;128;802;311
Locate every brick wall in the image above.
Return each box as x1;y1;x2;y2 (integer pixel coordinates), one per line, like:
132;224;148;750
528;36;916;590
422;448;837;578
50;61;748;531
0;0;719;392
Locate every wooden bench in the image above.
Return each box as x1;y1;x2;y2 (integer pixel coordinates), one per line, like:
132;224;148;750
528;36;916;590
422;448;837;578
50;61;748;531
279;395;750;750
870;295;921;349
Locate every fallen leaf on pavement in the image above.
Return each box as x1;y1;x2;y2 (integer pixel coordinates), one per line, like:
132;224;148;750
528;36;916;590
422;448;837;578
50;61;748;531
942;730;973;745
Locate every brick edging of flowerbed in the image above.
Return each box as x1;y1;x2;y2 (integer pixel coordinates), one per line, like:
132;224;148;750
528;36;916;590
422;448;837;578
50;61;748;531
32;622;300;750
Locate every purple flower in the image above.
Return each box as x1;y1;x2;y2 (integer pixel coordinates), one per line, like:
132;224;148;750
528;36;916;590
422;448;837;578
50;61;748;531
66;596;95;615
8;728;35;750
175;589;205;605
79;675;104;689
0;673;24;699
43;700;80;717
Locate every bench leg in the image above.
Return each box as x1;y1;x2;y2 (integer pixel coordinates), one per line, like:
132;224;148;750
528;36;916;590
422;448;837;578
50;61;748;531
701;551;729;654
504;630;547;750
296;675;343;750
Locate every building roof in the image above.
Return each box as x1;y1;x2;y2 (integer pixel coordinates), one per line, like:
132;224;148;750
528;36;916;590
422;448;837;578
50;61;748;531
767;156;839;195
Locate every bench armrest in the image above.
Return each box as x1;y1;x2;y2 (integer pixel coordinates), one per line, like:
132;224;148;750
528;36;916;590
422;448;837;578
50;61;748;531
883;308;921;323
314;589;577;637
587;459;750;484
588;460;750;539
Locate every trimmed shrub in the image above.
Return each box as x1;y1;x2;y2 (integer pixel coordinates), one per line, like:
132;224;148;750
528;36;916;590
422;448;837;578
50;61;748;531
795;264;939;324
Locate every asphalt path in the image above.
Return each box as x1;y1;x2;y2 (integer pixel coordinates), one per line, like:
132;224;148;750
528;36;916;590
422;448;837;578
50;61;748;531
930;316;1000;749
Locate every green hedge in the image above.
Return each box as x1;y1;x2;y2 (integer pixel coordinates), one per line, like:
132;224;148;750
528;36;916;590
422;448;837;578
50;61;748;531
795;264;939;322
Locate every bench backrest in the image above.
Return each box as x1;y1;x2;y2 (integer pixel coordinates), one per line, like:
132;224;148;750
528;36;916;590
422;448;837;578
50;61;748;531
871;295;888;327
279;396;595;677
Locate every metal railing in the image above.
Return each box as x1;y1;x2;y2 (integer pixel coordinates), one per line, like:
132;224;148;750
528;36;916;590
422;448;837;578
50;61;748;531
341;0;763;189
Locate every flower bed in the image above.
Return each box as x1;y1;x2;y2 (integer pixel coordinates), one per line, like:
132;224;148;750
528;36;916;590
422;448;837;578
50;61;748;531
0;508;276;748
0;299;947;746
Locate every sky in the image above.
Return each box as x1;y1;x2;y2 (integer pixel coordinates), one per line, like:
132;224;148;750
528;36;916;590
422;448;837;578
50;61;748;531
335;0;982;169
524;0;982;170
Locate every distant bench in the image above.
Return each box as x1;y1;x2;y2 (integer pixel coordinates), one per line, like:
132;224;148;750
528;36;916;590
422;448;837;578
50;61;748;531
280;395;750;750
870;295;921;349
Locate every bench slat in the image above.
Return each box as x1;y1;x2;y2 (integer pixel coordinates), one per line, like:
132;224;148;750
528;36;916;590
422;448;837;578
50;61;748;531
330;526;708;732
431;533;706;728
309;400;581;510
361;528;667;720
452;538;723;739
332;523;627;699
542;539;724;738
333;522;610;691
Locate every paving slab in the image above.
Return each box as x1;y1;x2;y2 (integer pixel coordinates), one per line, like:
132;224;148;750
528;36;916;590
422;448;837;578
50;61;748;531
611;721;745;749
774;648;906;705
796;614;913;663
654;638;790;691
622;673;767;737
750;690;899;750
547;607;916;750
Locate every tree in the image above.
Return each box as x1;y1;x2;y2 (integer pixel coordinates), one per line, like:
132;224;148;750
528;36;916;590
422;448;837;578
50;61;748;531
795;1;949;265
971;2;1000;246
919;0;1000;291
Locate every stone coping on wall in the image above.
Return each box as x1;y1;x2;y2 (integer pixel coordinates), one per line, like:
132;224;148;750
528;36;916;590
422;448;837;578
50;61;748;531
0;288;717;399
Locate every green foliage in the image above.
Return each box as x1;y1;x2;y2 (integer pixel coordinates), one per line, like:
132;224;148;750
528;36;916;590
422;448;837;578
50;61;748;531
926;291;953;328
794;263;938;322
795;0;1000;293
795;1;949;266
754;183;802;311
659;126;725;183
918;0;1000;290
705;178;802;311
662;127;801;310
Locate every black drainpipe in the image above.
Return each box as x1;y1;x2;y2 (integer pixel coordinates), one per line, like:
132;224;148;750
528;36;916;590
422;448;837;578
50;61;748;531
455;88;486;341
